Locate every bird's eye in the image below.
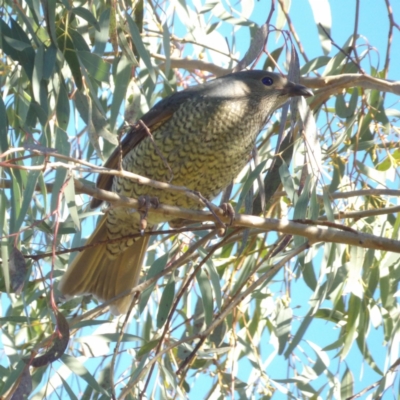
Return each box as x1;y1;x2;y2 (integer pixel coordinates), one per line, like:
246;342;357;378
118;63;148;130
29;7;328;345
262;76;273;86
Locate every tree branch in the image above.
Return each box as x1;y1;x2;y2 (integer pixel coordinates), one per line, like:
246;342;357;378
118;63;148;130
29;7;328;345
150;53;400;99
73;180;400;254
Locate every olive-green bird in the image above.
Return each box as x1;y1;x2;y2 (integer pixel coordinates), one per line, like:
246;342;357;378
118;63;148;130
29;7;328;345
59;70;313;314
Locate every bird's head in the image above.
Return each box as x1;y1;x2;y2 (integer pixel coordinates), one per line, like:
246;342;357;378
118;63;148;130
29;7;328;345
220;70;313;103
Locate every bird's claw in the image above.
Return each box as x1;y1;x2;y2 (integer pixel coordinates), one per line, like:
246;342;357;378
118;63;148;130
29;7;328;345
138;195;159;234
214;203;235;237
220;202;235;226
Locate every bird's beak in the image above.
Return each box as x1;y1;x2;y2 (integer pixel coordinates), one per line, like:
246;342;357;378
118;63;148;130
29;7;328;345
280;81;313;97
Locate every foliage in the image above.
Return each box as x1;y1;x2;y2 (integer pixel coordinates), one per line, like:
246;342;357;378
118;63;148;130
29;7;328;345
0;0;400;398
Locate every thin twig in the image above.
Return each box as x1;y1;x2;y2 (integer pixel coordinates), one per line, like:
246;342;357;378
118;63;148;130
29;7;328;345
23;226;216;261
121;242;308;395
140;230;219;399
346;358;400;400
293;219;358;233
277;0;309;63
110;293;139;399
318;23;365;74
2;178;399;204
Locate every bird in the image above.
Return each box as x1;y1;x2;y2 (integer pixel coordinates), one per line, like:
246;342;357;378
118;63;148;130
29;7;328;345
59;70;313;314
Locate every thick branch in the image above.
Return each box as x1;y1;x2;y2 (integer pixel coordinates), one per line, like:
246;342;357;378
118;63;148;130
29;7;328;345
149;55;400;97
74;180;400;254
302;74;400;96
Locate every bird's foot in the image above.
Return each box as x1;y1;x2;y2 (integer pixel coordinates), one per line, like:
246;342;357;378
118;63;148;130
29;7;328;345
137;195;159;232
219;202;235;226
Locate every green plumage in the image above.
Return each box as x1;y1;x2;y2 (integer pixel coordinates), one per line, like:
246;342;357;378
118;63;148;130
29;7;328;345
59;70;312;314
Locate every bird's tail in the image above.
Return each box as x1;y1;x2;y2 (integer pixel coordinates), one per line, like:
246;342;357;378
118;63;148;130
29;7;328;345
58;217;149;314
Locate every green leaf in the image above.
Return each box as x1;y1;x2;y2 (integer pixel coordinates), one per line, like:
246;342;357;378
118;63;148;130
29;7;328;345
109;55;131;131
341;294;361;359
298;99;321;179
193;298;205;334
307;341;330;375
294;175;313;219
32;43;44;103
25;0;41;25
74;89;90;124
162;22;171;76
314;308;344;323
14;165;43;233
209;320;227;347
204;257;222;310
276;305;292;354
335;94;349;118
0;191;10;293
279;160;297;204
284;310;313;358
0;316;39;323
156;277;175;328
386;108;400;118
236;159;268;213
37;166;48;212
356;160;387;186
322;186;335;222
64;176;80;230
51;127;70;213
0;18;35;80
93;8;111;56
61;354;110;396
58;374;79;400
140;252;169;314
43;0;58;44
56;24;83;90
76;333;143;343
309;0;332;54
340;367;354;398
231;254;255;295
0;96;8;152
137;339;159;357
9;169;22;234
72;7;100;31
56;78;70;130
43;43;57;80
199;0;219;13
94;98;117;147
126;14;156;83
0;360;26;396
196;267;214;327
300;56;330;74
356;333;383;375
68;28;91;52
263;46;284;71
302;258;317;291
323;35;355;76
234;22;268;71
347;88;359;116
275;0;290;41
78;51;110;82
3;35;31;51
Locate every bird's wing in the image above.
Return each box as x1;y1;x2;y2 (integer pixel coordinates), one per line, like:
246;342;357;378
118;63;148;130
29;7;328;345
90;92;189;208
